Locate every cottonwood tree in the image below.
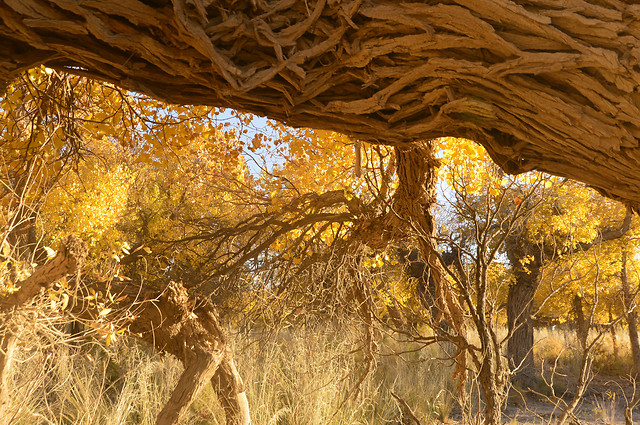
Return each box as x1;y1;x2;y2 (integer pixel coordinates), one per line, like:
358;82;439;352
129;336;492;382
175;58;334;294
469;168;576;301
0;70;253;425
506;181;632;386
0;68;463;425
4;5;640;403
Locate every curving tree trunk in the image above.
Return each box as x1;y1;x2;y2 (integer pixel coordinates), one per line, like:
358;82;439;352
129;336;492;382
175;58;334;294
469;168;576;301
0;236;250;425
1;1;640;208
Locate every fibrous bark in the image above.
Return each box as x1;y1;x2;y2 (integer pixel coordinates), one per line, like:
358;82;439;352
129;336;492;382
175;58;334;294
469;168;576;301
1;1;640;207
0;235;87;312
81;280;251;425
505;233;542;386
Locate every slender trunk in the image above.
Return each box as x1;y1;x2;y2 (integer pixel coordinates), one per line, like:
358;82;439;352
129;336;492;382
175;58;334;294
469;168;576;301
622;249;640;425
94;281;249;425
556;350;592;425
0;331;17;425
622;250;640;376
478;347;504;425
609;306;618;360
557;294;593;425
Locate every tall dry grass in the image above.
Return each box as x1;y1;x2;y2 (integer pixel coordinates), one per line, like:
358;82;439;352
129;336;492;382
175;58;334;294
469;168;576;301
7;322;635;425
534;325;634;376
4;323;458;424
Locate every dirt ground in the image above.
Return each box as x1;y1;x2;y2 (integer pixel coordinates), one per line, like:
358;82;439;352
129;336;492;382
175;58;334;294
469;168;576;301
441;372;640;424
501;374;640;425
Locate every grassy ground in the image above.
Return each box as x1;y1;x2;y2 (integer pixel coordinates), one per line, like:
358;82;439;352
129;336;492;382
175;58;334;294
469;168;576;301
3;324;638;424
5;323;458;424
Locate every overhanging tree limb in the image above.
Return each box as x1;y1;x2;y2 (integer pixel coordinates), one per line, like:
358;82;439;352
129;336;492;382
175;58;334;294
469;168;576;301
1;1;640;206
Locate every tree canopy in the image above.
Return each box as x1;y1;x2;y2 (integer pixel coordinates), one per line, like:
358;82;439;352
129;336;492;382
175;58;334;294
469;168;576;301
1;0;640;207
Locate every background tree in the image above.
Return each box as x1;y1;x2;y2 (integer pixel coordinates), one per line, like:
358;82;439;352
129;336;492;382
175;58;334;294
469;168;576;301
506;181;632;386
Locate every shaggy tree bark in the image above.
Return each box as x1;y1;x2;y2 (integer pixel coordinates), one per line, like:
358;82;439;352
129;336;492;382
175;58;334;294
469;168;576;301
1;1;640;207
0;235;87;312
78;279;251;425
505;235;541;387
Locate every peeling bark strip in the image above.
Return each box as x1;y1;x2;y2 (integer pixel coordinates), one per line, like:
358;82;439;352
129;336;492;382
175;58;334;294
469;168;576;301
354;141;467;387
2;1;640;206
357;143;464;332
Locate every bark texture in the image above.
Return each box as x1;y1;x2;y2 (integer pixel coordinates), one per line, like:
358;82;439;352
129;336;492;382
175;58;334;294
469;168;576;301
0;235;87;312
81;280;250;425
211;348;251;425
505;234;542;386
1;1;640;206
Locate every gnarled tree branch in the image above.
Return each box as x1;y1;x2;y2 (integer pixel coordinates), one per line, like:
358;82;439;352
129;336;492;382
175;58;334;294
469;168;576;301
1;0;640;207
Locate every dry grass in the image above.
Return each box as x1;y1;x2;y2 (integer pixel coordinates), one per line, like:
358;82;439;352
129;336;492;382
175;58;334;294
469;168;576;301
4;323;458;425
534;326;634;377
5;322;638;425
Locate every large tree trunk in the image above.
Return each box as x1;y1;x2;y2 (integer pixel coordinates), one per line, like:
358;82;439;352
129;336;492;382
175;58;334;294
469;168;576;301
504;209;632;386
477;346;506;425
2;1;640;207
506;277;538;386
91;280;250;425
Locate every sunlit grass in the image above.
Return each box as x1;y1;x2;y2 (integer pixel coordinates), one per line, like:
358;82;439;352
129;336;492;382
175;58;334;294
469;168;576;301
5;323;458;424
